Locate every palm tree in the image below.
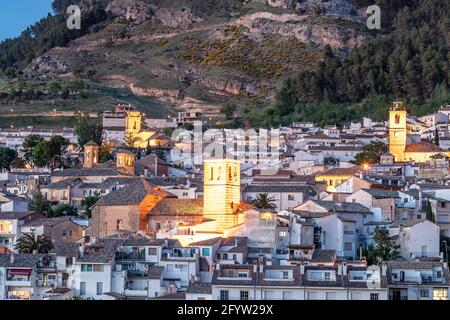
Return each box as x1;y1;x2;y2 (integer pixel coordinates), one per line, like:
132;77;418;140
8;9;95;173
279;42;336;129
252;193;277;211
14;233;53;254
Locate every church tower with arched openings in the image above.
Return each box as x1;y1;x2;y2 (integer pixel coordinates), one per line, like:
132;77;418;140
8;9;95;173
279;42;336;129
388;101;407;162
126;111;142;136
203;159;241;232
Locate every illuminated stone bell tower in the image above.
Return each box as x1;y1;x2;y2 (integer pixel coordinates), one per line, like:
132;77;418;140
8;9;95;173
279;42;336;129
389;101;407;162
126;111;142;136
116;150;136;175
203;159;241;233
83;141;100;168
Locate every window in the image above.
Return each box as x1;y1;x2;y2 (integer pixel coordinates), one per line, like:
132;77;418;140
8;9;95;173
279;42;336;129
238;272;248;278
288;195;295;201
324;272;331;281
370;293;379;301
96;282;103;295
344;242;353;251
436;271;442;278
116;219;123;230
202;248;210;257
240;291;249;300
420;290;429;298
148;247;157;255
282;271;289;279
93;265;104;272
81;264;104;272
433;289;448;300
220;290;229;300
279;231;287;237
80;282;86;295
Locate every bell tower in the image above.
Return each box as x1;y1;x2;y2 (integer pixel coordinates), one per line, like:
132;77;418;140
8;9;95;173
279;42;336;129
116;150;136;175
203;159;241;232
83;141;100;168
389;101;407;162
126;111;142;136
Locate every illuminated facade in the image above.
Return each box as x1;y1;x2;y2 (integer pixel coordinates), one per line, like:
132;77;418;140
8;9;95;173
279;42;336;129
388;101;450;163
83;141;100;168
116;150;136;175
388;102;407;162
203;159;241;232
125;111;159;148
126;111;142;136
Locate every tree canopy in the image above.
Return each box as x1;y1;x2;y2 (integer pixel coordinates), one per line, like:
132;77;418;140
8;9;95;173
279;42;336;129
74;112;103;147
354;141;388;165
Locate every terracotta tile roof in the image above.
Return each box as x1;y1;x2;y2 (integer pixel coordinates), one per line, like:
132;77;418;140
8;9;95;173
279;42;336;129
148;198;203;216
96;178;176;206
317;167;362;176
405;141;445;153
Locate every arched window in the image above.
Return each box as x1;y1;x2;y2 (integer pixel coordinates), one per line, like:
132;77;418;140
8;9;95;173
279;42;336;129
210;167;214;180
395;114;400;124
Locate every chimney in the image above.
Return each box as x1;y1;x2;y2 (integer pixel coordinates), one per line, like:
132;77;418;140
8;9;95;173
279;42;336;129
10;253;15;264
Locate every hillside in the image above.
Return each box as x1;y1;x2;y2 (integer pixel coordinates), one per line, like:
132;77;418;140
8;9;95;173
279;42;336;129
0;0;371;127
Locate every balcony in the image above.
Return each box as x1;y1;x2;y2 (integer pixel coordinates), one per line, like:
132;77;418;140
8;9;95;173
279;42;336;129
162;250;196;260
6;277;32;287
115;252;146;261
37;261;57;271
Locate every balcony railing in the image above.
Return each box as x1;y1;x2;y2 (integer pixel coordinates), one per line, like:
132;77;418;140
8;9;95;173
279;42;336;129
162;252;196;260
115;252;146;261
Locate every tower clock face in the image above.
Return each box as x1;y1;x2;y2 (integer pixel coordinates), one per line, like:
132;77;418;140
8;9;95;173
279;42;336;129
394;131;402;137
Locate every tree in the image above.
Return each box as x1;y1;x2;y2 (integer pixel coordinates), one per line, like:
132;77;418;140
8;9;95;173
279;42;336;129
74;112;103;147
52;204;77;218
251;193;277;211
14;233;53;254
154;148;166;162
28;189;53;217
81;194;101;218
10;157;26;169
364;227;400;265
124;131;134;149
425;198;435;223
33;136;69;169
23;135;44;163
221;102;237;120
324;156;339;167
354;141;388;165
0;147;18;170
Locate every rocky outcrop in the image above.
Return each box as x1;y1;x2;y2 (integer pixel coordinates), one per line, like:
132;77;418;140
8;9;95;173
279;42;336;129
198;78;263;97
105;0;155;25
130;84;180;101
29;55;69;74
237;15;365;48
154;7;203;30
